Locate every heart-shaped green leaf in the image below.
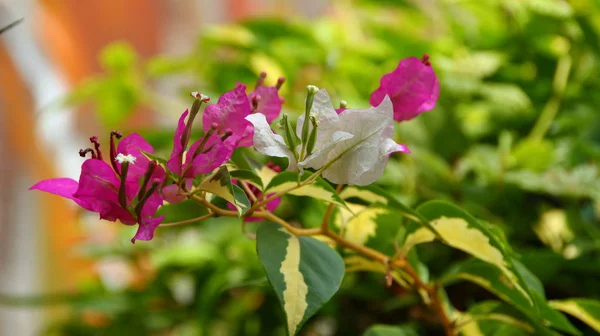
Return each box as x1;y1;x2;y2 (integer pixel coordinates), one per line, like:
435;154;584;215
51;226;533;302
256;223;345;335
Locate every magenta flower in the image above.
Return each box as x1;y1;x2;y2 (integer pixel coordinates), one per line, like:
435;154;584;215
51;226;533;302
249;72;285;124
167;109;237;179
30;132;166;243
203;84;254;147
370;55;440;122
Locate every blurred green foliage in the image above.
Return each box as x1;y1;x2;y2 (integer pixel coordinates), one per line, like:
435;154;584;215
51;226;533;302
45;0;600;335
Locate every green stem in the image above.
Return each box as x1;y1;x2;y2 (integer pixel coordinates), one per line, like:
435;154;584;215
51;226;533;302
528;54;572;141
159;213;215;227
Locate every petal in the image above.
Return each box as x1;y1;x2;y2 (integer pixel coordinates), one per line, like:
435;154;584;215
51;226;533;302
370;57;440;122
298;130;354;171
73;159;136;223
137;165;166;217
131;216;164;243
264;193;281;213
185;135;237;176
116;133;154;180
162;184;186;204
140;189;163;218
319;96;402;185
166;109;189;176
342;138;407;186
203;83;253;146
29;178;95;211
251;86;283;123
73;159;120;201
246;113;297;171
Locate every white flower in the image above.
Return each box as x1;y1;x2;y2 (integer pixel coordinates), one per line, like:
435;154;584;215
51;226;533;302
246;90;409;186
246;113;298;171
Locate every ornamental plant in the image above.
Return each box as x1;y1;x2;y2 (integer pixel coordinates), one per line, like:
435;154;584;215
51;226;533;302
30;52;599;336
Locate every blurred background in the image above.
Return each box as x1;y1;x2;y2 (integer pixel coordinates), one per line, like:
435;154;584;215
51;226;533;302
1;0;599;335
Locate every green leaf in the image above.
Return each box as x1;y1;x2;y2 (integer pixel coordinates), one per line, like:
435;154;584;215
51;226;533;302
511;139;555;172
457;301;550;336
155;199;209;223
549;299;600;333
363;324;419;336
198;166;249;215
510;259;580;335
231;184;251;212
527;0;573;18
140;150;168;166
443;259;580;335
504;164;600;199
265;172;346;207
443;259;534;320
256;223;345;335
230;169;264;190
404;201;533;309
99;42;137;72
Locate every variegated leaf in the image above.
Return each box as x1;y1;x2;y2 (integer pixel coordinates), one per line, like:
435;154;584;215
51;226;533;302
256;223;345;335
401;201;534;311
230;169;264;190
198;165;249;215
443;259;579;335
457;301;544;336
341;185;440;238
549;299;600;333
265;171;346;207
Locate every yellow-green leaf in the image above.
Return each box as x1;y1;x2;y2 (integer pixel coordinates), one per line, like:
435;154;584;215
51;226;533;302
265;172;346;207
198;166;249;215
409;201;533;307
549;299;600;333
335;203;387;246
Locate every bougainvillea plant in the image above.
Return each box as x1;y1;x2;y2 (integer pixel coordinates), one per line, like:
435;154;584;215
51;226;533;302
29;55;594;336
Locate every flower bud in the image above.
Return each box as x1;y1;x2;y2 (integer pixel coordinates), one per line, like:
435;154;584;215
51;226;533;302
276;77;286;90
281;114;298;159
251;94;261;113
220;129;234;141
255;72;267;88
110;130;123;172
305;115;319;156
118;160;130;209
182;92;209;150
135;178;161;219
136;161;157;202
301;85;320;158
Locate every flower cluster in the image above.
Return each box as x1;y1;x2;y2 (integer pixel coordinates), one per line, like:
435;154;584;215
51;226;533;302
30;56;438;242
30;132;166;242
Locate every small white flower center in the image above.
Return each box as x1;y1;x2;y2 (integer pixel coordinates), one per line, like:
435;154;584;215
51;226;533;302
115;153;137;164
